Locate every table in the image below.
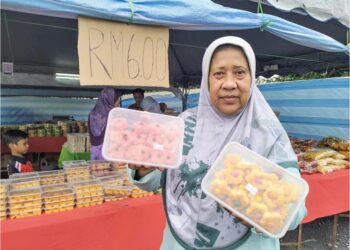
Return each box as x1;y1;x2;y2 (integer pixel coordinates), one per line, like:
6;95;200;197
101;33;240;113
58;146;90;167
1;195;165;250
281;169;349;250
1;170;348;250
1;136;67;155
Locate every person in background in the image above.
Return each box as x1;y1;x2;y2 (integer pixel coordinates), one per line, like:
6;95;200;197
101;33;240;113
159;102;168;113
88;88;123;160
128;36;307;250
3;130;33;176
141;96;162;114
128;88;145;110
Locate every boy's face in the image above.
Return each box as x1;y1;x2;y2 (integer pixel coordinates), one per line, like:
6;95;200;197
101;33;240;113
9;138;29;155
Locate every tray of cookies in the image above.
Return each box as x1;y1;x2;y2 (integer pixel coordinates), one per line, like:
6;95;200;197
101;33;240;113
102;108;184;169
39;170;66;185
9;172;39;179
201;142;309;238
44;204;74;214
88;160;112;177
129;185;154;198
8;187;42;219
63;162;91;182
104;185;131;201
9;176;41;190
98;173;126;186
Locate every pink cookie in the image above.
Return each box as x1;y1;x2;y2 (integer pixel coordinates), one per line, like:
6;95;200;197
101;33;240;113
125;145;151;162
132;121;149;134
110;118;128;131
110;130;132;147
163;137;179;150
162;150;177;165
147;134;164;147
148;123;164;136
131;132;147;145
107;146;125;159
164;125;181;141
150;150;164;164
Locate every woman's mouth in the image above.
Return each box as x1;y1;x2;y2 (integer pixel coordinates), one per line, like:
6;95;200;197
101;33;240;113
221;95;239;104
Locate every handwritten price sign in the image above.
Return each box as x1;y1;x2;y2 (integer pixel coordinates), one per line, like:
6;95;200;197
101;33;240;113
78;17;169;87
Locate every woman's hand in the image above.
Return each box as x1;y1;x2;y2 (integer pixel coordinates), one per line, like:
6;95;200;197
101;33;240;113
221;205;262;233
128;164;164;180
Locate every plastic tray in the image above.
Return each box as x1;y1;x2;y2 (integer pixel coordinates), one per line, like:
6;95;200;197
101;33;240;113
9;198;42;209
42;183;70;192
62;160;87;167
8;187;42;202
9;177;41;190
9;172;39;179
201;142;309;238
44;204;74;214
39;170;66;185
102;108;184;169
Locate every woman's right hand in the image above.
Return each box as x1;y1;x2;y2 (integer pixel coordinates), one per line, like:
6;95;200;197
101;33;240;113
128;164;164;180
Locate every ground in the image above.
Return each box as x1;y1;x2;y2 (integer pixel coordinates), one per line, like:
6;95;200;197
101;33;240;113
281;214;349;250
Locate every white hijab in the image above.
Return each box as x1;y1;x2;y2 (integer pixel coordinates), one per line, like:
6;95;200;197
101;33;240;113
164;36;297;249
190;36;296;164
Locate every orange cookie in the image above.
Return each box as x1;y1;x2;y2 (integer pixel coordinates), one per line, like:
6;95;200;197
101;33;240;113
246;202;268;223
263;185;286;208
227;189;250;211
260;211;284;233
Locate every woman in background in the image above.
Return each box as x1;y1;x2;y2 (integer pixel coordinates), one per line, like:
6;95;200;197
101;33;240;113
88;88;123;160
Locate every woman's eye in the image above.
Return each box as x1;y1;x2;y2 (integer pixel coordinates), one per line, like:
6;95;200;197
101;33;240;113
235;70;246;77
214;71;224;77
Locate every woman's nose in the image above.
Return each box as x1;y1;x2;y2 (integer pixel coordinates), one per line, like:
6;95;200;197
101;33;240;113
222;75;238;89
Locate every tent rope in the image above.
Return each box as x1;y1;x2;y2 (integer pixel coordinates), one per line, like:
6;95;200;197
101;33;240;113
128;0;135;24
257;0;272;32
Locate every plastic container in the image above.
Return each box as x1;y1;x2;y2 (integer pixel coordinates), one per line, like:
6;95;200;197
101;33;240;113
9;177;41;190
42;183;70;192
39;170;66;185
9;172;39;179
9;198;42;209
62;160;87;167
71;179;103;195
64;164;91;182
8;187;42;203
201;142;309;238
89;160;112;177
44;204;74;214
110;162;128;172
42;188;74;203
98;173;126;186
104;185;131;201
102;108;184;169
0;180;9;196
9;208;42;218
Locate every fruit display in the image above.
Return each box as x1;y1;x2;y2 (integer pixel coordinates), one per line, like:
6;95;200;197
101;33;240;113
39;170;66;185
202;143;309;238
102;108;184;168
8;187;42;219
89;161;112;177
9;177;40;190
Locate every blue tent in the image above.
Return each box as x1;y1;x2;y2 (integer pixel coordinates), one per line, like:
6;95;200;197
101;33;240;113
1;0;349;88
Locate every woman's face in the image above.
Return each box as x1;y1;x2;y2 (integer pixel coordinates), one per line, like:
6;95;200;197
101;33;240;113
114;98;121;107
208;47;252;116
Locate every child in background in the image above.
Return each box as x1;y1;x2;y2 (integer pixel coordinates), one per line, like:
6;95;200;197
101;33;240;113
3;130;33;175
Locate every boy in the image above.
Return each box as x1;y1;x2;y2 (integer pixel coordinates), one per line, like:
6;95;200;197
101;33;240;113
3;130;33;175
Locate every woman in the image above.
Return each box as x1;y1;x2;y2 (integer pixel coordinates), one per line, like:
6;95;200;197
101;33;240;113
88;88;123;160
129;37;307;249
141;96;162;114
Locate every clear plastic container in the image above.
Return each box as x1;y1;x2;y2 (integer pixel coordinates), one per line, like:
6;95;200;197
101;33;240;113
98;173;126;186
9;198;42;209
71;179;103;194
9;208;42;218
0;180;9;196
42;188;75;203
89;160;112;177
104;185;131;201
110;162;128;172
201;142;309;238
44;204;74;214
76;198;104;208
42;183;70;192
102;108;184;169
9;172;39;179
39;170;66;185
9;176;41;190
8;187;42;203
64;164;91;182
62;160;87;167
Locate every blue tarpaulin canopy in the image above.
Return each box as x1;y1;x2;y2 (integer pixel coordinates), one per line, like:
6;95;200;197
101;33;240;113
1;0;349;88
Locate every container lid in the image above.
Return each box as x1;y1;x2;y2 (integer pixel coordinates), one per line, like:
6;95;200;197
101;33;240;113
102;108;184;169
201;142;309;239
